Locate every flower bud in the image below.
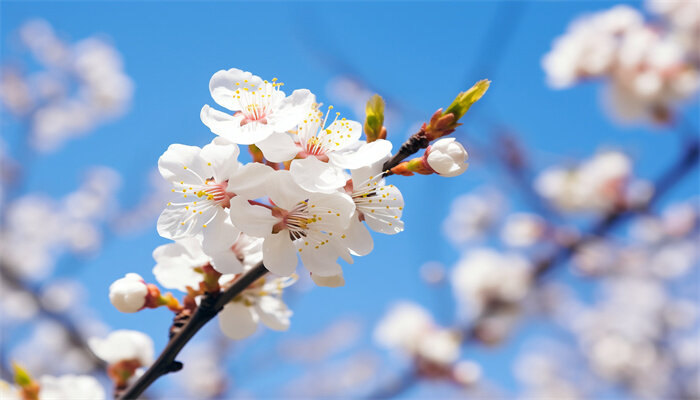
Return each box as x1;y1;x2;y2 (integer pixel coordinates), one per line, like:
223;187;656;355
426;138;469;177
109;273;148;313
364;94;385;143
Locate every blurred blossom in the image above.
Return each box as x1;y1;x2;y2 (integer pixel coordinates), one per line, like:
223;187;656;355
10;320;95;375
419;261;446;285
0;167;121;279
500;212;546;247
286;352;380;398
443;189;504;246
175;341;228;398
534;150;643;213
39;279;86;314
88;330;154;366
0;374;106;400
0;67;33;115
451;248;531;318
374;302;461;373
2;19;133;152
543;3;700;123
515;353;583;400
281;318;363;362
0;282;39;322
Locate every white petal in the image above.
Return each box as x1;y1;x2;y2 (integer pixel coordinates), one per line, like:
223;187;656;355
152;238;208;291
299;241;343;277
310;273;345;287
330;139;393;170
219;302;258;340
307;191;356;231
228;196;277;238
209;68;263;111
200;105;274;145
157;205;220;240
268;89;315;132
266;170;312;210
290;157;347;194
363;184;405;235
344;217;374;256
202;212;240;253
262;232;298;276
200;138;240;183
210;250;244;275
227;162;275;199
256;132;300;163
158;144;204;183
254;296;291;331
324;119;362;152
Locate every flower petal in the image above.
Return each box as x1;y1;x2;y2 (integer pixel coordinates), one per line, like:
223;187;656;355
228;196;277;238
158;144;204;183
256;132;300;163
219;302;258;340
254;296;291;331
330;139;393;170
344;217;374;256
310;272;345;287
227;162;275;199
200;138;240;183
290;157;347;194
209;68;263;111
299;240;343;277
262;232;298;276
268;89;316;132
200;105;274;145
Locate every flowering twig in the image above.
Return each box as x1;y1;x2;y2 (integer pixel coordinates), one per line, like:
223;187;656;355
116;263;267;400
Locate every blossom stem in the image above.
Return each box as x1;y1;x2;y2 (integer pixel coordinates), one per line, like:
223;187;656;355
116;263;268;400
382;128;431;174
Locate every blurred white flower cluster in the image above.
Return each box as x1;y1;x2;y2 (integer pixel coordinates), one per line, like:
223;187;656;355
1;373;106;400
0;167;121;279
543;2;700;123
0;19;133;152
374;302;480;385
534;150;652;213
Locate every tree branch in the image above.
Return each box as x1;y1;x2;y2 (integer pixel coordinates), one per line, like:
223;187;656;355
116;263;268;400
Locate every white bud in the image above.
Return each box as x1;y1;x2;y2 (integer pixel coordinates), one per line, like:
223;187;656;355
109;273;148;313
426;138;469;177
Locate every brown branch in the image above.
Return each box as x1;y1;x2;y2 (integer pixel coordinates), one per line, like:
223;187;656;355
116;263;268;400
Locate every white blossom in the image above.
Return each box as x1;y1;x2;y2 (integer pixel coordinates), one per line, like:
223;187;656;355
257;106;392;193
200;68;315;145
451;249;532;317
157;138;273;240
218;273;295;340
229;170;355;277
88;330;154;366
426;138;469;177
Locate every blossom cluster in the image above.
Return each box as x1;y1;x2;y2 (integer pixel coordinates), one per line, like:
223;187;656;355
109;68;474;340
542;2;700;123
0;19;133;152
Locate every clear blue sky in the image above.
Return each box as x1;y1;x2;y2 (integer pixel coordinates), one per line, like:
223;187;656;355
2;1;698;398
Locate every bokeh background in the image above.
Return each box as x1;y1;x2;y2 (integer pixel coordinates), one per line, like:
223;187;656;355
1;1;698;399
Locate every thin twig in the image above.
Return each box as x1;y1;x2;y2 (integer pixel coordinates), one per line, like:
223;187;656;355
116;263;268;400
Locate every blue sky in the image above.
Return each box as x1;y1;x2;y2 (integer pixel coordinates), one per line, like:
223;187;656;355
2;1;698;398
